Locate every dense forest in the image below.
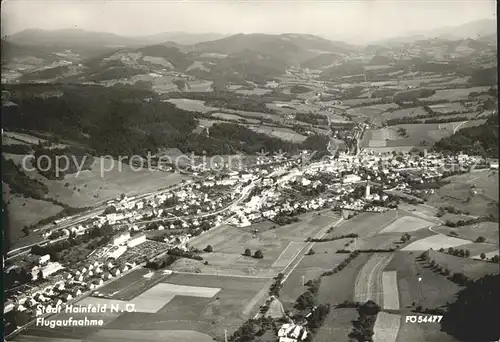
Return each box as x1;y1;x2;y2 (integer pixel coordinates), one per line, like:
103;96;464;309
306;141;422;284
441;274;500;342
2;84;197;157
2;84;324;158
433;114;498;157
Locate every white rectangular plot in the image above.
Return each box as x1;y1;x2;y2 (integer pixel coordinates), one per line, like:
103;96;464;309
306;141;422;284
142;283;221;298
382;271;400;310
373;312;401;342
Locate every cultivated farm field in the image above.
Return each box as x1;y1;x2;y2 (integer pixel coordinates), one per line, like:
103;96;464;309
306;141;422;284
379;216;432;234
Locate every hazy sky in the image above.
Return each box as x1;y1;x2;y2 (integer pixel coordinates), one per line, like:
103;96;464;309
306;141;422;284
1;0;496;43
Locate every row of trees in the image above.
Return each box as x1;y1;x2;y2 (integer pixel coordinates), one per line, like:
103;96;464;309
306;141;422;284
306;233;358;243
348;300;381;342
322;251;360;276
418;251;469;286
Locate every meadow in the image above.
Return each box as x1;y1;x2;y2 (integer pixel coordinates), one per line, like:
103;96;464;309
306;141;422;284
211;112;260;123
247;125;307;143
165;98;219;113
421;86;491;102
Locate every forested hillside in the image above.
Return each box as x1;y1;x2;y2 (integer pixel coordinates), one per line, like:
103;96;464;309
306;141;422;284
434;114;498;157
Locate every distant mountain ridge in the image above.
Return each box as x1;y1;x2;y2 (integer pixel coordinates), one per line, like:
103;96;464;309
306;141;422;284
375;18;496;45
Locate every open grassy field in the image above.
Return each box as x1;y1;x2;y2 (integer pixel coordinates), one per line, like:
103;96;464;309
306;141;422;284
421;86;491;102
401;234;471;251
3;183;64;238
360;120;464;150
346;103;400;120
364;121;487;149
384;252;464;342
104;273;270;338
86;330;214;342
396;319;460;342
183;211;341;276
458;242;499;257
187;80;213;92
380;106;428;121
5;154;189;208
19;272;271;341
426;169;498;218
428;250;499;280
247;125;307;143
310;254;373;342
279;240;354;308
271;242;306;268
428;102;473;114
333;210;399;237
165;98;219;113
471;250;499;260
433;221;498;243
385;251;460;311
314;308;359;342
234;88;273;95
211;112;260;123
379;216;432;234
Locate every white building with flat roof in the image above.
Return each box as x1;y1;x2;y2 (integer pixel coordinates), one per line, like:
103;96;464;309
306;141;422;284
342;174;361;184
127;233;146;248
112;231;131;246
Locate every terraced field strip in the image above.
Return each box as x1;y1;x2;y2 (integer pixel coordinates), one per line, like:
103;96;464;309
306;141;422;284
354;253;394;306
373;312;401;342
382;271;400;310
